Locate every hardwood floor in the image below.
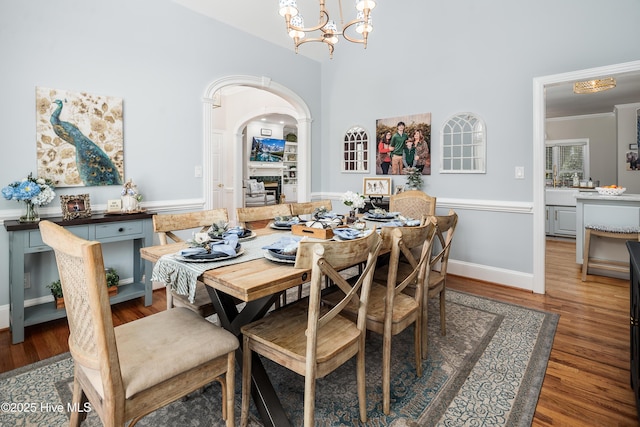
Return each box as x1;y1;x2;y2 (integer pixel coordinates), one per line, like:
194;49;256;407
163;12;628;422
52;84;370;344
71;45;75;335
1;239;637;425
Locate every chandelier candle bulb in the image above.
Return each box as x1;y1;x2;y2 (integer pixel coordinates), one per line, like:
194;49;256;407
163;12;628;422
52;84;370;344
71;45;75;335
278;0;376;58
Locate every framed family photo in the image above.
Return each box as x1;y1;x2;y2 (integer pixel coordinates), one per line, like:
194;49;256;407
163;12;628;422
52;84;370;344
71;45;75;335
60;194;92;220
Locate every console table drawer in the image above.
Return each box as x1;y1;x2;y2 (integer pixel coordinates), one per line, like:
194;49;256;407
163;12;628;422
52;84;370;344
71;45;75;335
28;226;89;248
95;221;143;239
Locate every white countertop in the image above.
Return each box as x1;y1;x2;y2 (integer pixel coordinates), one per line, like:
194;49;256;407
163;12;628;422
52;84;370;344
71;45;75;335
576;192;640;202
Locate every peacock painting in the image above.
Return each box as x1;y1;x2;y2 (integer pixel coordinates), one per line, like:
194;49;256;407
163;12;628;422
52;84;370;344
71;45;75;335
36;87;124;187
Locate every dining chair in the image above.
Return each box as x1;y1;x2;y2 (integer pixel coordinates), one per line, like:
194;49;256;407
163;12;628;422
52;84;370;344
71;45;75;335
389;190;436;219
289;199;333;218
426;209;458;338
236;204;293;229
153;209;229;316
240;230;383;427
39;220;238;427
323;220;437;414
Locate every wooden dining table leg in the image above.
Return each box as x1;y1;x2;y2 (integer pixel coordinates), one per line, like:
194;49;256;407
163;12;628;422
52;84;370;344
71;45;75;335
205;286;292;427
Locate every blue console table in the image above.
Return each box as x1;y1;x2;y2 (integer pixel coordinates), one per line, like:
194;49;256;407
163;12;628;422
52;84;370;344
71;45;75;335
4;212;154;344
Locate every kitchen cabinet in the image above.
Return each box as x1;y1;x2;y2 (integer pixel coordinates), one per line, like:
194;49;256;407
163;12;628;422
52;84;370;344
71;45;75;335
4;213;154;343
546;205;576;237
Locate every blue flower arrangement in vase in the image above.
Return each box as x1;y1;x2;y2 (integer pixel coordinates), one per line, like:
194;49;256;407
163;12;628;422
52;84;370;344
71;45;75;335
2;172;56;222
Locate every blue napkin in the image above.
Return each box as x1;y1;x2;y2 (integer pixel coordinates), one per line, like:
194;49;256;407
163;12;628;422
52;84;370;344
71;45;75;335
333;228;363;240
405;219;421;226
262;236;301;253
223;226;248;238
274;217;301;226
179;247;208;257
180;235;239;258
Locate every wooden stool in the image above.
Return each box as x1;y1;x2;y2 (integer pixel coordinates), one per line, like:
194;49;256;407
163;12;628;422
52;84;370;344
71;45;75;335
582;224;640;281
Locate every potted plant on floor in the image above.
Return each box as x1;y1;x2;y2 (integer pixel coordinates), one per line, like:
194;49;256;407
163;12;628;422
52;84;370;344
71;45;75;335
106;268;119;297
47;279;64;309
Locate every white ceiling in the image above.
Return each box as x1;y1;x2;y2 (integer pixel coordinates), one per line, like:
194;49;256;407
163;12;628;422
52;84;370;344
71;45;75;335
545;72;640;118
173;0;331;62
174;0;640;119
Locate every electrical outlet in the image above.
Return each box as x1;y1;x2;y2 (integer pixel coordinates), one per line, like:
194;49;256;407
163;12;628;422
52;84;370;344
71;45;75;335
515;166;525;179
24;272;30;288
194;165;203;178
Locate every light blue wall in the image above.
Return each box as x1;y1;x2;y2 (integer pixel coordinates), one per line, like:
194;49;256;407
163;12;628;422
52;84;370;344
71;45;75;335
1;0;639;313
317;0;640;272
0;0;320;308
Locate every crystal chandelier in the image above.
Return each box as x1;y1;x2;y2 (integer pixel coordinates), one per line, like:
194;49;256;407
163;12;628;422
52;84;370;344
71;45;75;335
278;0;376;58
573;77;616;94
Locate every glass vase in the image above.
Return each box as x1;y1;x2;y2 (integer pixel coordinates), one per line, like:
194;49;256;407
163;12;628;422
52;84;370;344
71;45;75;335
19;201;39;223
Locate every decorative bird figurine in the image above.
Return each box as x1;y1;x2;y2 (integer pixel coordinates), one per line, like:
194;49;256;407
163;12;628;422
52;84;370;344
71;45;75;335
50;99;122;186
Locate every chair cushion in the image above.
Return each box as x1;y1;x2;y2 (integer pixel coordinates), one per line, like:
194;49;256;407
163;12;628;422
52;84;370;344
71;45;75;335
244;179;258;195
585;224;640;234
81;308;238;399
250;181;265;195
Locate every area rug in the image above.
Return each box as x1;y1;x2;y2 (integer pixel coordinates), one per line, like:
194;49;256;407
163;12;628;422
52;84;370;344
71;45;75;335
0;290;558;426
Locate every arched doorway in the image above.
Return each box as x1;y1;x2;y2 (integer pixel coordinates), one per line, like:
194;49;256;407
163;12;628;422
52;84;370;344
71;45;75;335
202;76;312;221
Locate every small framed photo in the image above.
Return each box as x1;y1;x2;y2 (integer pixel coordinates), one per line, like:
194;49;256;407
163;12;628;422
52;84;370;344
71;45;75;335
363;177;392;197
630;144;638;150
60;194;92;220
260;128;272;136
394;185;405;195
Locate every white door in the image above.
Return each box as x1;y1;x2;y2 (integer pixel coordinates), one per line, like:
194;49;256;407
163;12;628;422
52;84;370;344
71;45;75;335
209;131;224;209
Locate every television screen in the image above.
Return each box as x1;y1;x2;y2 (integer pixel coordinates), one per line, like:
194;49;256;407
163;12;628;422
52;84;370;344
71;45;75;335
250;137;285;163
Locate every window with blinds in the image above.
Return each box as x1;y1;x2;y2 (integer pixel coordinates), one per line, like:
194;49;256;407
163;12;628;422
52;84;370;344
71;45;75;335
342;126;369;173
545;139;589;186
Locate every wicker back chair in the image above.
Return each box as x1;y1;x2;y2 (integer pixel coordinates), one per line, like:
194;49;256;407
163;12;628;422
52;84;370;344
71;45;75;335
39;220;238;427
389;190;436;219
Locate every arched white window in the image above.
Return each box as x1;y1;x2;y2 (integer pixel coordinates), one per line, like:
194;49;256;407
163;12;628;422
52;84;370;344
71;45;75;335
441;113;486;173
342;126;369;173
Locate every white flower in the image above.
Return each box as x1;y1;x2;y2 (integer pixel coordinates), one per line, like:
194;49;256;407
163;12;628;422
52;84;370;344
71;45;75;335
32;186;55;206
194;233;210;244
341;191;365;209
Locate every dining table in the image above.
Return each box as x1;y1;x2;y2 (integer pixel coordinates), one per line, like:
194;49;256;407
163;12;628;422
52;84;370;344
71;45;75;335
139;216;414;426
141;226;315;427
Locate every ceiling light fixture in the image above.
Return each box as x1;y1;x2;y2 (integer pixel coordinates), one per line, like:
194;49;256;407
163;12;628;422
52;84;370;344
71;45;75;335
278;0;376;59
573;77;617;94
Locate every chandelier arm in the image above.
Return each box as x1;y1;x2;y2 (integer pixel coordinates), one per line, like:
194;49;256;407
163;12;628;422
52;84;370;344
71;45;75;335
341;18;370;45
290;7;330;34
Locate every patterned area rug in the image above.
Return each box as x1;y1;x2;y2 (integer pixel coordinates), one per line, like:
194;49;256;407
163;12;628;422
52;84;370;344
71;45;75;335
0;290;558;426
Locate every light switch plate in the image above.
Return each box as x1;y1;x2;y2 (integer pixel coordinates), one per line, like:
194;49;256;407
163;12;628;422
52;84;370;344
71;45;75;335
515;166;525;179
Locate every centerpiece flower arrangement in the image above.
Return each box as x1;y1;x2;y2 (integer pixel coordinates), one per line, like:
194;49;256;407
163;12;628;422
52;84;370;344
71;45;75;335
121;178;143;212
341;191;365;223
341;191;365;211
2;172;56;222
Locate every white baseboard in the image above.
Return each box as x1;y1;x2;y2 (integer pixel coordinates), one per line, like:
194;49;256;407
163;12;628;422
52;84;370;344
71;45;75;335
448;260;534;291
0;304;8;330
